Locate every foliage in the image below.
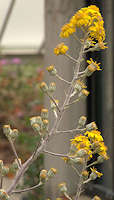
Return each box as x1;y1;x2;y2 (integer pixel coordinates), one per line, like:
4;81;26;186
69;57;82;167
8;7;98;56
0;58;44;132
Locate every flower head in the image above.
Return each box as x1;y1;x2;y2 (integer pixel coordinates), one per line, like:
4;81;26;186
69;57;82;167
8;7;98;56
54;43;69;55
87;58;101;71
90;167;103;178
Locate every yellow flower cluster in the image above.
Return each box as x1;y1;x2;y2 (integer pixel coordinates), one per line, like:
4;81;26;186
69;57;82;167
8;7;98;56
54;43;69;55
71;135;92;159
60;5;106;46
87;58;101;71
70;129;108;160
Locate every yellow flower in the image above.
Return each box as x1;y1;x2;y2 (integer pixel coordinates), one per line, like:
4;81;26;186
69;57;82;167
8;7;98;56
93;195;101;200
87;58;101;71
97;41;108;50
59;5;106;45
54;43;69;55
89;21;105;43
90;167;103;178
84;130;103;142
60;23;76;38
71;135;91;151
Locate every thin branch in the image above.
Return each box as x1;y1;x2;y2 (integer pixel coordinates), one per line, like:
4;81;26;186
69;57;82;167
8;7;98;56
71;164;80;177
46;91;61;113
83;178;91;184
78;70;86;75
84;47;95;53
8;138;21;168
73;33;82;44
64;192;73;200
64;99;80;109
11;182;42;194
65;53;79;63
56;74;71;84
43;150;69;158
86;161;98;168
56;128;86;134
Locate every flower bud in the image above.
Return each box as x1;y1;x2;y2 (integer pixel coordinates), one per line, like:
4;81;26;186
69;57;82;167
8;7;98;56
85;65;96;77
30;116;43;126
40;82;48;92
3;125;12;137
76;149;87;157
56;198;63;200
49;82;56;93
48;168;57;178
70;157;84;164
78;116;87;127
10;129;19;140
90;172;97;180
40;169;48;182
97;156;105;163
86;122;97;131
74;80;87;93
0;189;10;200
58;182;67;193
47;65;57;76
90;168;103;180
78;89;90;99
82;170;89;180
32;123;41;132
41;108;48;119
42;119;49;131
50;99;59;110
30;117;37;126
92;195;101;200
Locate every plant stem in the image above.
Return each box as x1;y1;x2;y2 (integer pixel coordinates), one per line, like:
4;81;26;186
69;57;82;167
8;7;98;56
6;40;85;196
56;128;86;134
8;138;22;168
56;74;71;84
11;182;42;194
43;150;69;158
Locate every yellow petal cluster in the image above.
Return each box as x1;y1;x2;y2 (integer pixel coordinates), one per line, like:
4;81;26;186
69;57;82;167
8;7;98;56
60;5;106;46
54;43;69;55
87;58;101;71
84;130;103;142
90;167;103;178
70;135;92;159
60;23;76;38
70;129;108;161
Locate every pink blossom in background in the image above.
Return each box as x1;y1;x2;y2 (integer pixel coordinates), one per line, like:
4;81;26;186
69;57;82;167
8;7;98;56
11;58;21;64
0;59;8;66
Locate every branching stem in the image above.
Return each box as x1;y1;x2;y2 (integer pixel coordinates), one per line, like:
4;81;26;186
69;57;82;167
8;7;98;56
11;182;42;194
56;74;71;84
8;138;22;168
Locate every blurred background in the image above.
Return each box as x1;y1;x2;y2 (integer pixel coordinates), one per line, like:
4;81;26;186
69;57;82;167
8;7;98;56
0;0;113;200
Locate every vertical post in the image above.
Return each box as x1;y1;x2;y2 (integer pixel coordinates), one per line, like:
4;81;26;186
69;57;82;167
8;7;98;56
44;0;85;199
102;0;114;196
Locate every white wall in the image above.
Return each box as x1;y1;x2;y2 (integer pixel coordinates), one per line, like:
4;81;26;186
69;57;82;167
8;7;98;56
0;0;44;54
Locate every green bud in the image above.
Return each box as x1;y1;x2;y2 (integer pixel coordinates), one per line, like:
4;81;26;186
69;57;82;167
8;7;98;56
47;168;57;178
49;82;56;93
58;182;67;193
